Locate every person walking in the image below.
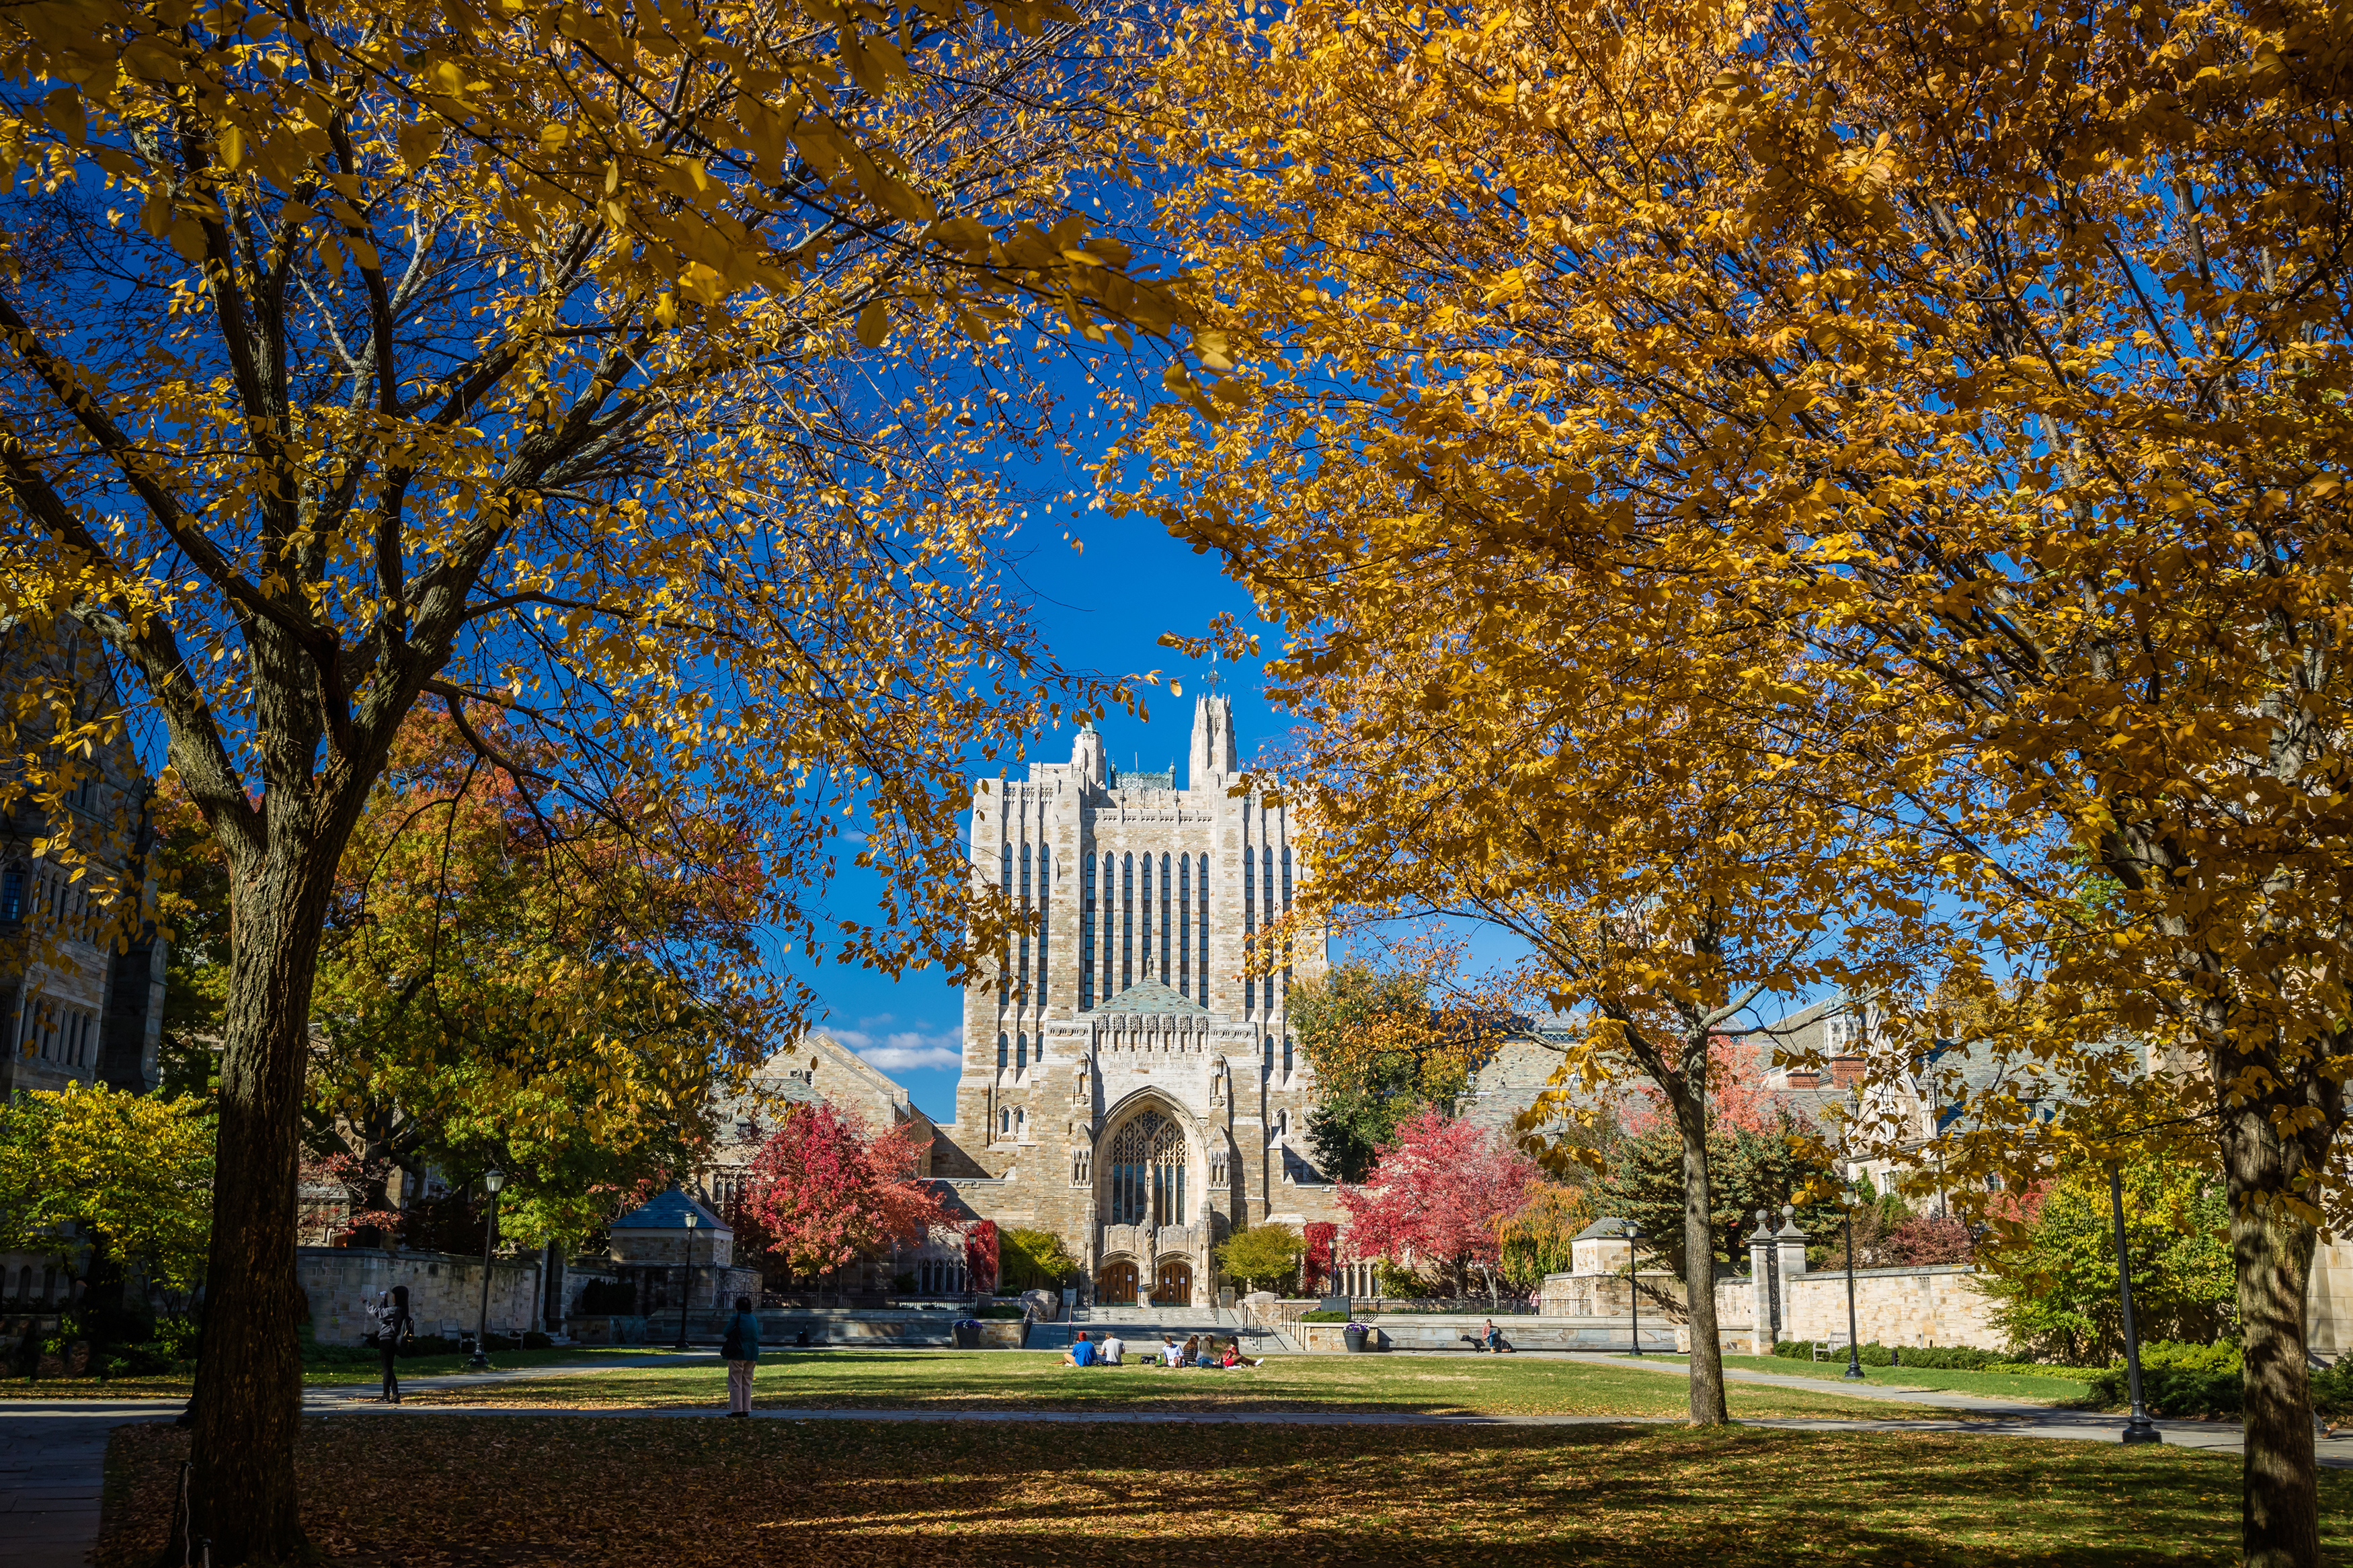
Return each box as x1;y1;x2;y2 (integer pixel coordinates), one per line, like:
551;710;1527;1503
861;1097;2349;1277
371;1286;413;1404
720;1294;761;1417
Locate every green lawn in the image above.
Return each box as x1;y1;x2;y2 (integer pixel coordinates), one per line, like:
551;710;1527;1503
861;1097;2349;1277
0;1345;699;1400
1634;1353;2100;1406
99;1413;2303;1566
408;1347;1950;1420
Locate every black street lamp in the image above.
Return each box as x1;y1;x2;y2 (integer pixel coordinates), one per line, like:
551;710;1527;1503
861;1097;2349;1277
469;1167;506;1372
1626;1222;1646;1357
676;1207;700;1351
2108;1163;2161;1445
1841;1178;1864;1381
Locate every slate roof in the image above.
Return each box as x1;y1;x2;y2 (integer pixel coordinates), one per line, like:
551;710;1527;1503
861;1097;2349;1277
609;1186;729;1232
1572;1217;1640;1240
1091;979;1209;1016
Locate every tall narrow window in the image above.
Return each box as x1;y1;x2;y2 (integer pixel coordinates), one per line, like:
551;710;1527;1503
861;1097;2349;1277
1019;843;1033;1000
1138;854;1153;981
1037;844;1051;1007
1080;851;1096;1009
1102;852;1117;999
1178;856;1191;999
1016;1033;1027;1073
998;1032;1009;1073
1242;836;1256;1014
1000;842;1014;1003
0;866;22;922
1280;843;1295;1016
1159;854;1172;981
1197;855;1210;1008
1121;854;1134;992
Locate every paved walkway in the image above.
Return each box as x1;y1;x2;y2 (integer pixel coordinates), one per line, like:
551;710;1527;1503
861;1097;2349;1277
0;1401;182;1568
13;1350;2351;1567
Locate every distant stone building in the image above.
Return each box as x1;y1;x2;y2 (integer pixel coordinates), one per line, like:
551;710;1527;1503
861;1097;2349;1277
705;1031;939;1207
0;627;169;1099
0;628;171;1311
924;692;1341;1307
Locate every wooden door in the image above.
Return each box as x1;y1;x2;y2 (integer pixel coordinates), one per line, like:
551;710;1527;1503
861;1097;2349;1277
1096;1262;1137;1305
1155;1259;1193;1306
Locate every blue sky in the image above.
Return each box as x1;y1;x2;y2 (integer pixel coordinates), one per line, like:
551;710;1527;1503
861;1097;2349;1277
802;497;1291;1126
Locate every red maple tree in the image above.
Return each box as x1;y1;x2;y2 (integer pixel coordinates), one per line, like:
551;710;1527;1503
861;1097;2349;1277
963;1219;1000;1296
1337;1107;1538;1301
741;1103;950;1288
1303;1221;1337;1296
1616;1036;1788;1138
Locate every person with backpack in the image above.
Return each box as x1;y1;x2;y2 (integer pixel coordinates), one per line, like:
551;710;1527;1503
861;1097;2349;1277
720;1294;760;1417
371;1286;413;1404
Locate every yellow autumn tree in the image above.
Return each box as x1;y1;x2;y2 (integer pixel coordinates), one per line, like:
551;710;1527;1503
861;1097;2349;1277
1130;0;2353;1557
0;1;1174;1557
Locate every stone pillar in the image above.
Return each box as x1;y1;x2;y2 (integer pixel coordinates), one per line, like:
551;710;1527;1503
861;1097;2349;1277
1749;1209;1779;1348
1774;1205;1810;1339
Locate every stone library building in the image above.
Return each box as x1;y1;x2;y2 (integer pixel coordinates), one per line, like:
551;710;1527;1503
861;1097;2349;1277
928;691;1343;1305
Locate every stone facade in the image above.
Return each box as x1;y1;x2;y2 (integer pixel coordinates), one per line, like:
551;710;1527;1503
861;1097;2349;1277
932;696;1341;1305
0;626;169;1102
1;629;171;1313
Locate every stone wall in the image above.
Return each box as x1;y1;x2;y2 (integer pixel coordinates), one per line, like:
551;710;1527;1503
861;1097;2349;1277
1774;1264;2004;1350
299;1246;543;1346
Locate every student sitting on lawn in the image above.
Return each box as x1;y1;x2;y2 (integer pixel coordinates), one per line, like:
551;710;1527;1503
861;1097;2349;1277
1062;1331;1097;1367
1482;1319;1514;1354
1221;1337;1260;1369
1158;1335;1185;1367
1179;1334;1202;1367
1099;1333;1125;1365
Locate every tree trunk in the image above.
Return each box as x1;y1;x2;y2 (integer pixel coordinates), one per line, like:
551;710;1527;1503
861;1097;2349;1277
1673;1089;1729;1426
169;833;346;1567
2226;1104;2321;1568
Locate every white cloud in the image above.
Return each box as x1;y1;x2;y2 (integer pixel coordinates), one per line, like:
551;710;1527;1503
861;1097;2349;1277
832;1016;963;1073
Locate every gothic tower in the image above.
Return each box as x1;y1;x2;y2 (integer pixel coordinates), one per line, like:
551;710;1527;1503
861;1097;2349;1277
933;697;1339;1305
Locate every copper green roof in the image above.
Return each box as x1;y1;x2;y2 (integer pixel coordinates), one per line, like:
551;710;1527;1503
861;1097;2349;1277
1092;979;1209;1016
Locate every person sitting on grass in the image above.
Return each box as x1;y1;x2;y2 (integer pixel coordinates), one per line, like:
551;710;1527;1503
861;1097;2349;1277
1221;1337;1260;1369
1179;1333;1202;1368
1482;1319;1513;1354
1158;1335;1184;1368
1099;1332;1125;1366
1062;1331;1097;1367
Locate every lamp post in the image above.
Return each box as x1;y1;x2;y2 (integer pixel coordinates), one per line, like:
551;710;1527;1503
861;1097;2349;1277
469;1167;505;1372
676;1207;700;1350
1626;1223;1645;1357
2108;1163;2162;1444
1841;1178;1864;1381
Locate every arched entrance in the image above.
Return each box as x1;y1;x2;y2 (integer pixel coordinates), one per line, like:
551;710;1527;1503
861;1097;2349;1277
1096;1260;1138;1305
1155;1258;1193;1306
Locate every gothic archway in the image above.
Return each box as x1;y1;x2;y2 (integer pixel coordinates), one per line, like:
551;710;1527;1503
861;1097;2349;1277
1105;1108;1189;1227
1155;1257;1193;1305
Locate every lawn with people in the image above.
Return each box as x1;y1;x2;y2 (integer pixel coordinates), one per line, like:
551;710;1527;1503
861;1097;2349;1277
391;1346;1954;1419
93;1414;2315;1568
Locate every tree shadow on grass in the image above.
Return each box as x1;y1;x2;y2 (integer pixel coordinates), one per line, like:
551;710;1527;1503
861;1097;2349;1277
99;1415;2292;1567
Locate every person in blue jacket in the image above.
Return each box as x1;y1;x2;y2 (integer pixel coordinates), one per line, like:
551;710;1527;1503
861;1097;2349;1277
721;1295;760;1417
